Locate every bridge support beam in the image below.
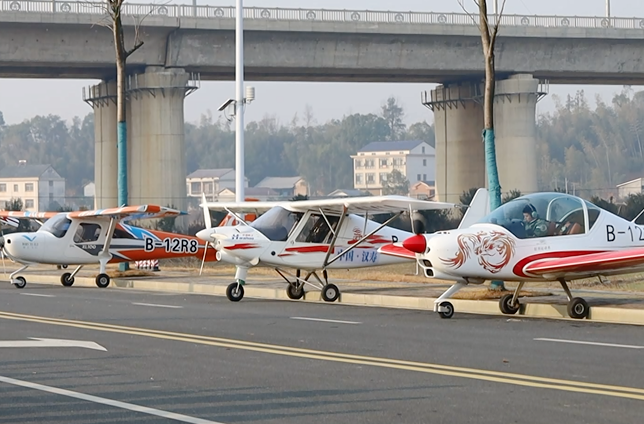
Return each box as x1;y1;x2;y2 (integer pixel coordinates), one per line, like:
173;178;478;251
84;67;199;219
423;74;546;203
493;74;543;196
426;82;486;204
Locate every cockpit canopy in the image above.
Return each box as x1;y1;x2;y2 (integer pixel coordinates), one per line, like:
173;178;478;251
249;207;302;241
477;193;602;239
39;214;72;238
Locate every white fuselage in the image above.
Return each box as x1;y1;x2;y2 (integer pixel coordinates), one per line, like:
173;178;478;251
210;213;414;271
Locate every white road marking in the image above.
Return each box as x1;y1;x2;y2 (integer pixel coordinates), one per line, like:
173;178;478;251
0;338;106;351
131;302;183;309
19;293;55;298
0;375;225;424
535;338;644;349
290;316;362;325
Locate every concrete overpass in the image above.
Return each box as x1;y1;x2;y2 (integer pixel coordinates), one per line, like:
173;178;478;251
1;1;644;84
2;1;643;205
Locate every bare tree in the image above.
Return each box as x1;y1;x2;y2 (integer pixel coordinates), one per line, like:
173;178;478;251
459;0;506;290
99;0;147;207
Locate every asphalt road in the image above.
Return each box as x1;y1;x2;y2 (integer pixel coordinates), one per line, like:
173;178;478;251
1;283;643;424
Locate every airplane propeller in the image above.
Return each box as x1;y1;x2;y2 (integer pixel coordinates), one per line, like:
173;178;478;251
199;193;213;276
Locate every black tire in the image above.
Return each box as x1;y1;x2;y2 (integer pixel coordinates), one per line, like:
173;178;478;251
567;297;589;319
499;293;520;315
95;273;110;288
61;272;74;287
438;301;454;319
321;283;340;302
13;276;26;289
286;284;304;300
226;282;244;302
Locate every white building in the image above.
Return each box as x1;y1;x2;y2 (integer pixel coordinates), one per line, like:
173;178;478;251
255;176;308;198
0;163;66;211
186;168;248;202
351;140;436;195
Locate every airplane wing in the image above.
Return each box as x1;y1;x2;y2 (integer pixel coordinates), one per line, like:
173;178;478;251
0;211;59;220
523;247;644;277
0;216;21;228
202;195;460;216
68;205;186;221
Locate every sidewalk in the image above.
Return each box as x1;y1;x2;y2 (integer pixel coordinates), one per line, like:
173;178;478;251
8;265;644;326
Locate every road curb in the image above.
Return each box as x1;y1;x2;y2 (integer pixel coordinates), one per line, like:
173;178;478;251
20;274;644;326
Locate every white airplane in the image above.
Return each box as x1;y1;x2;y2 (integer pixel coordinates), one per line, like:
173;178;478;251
196;194;475;302
0;205;217;289
381;191;644;319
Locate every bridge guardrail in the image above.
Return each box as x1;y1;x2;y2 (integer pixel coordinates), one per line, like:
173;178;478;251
2;0;644;30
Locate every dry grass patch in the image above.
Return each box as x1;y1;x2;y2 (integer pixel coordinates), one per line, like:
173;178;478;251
107;270;155;278
452;289;553;301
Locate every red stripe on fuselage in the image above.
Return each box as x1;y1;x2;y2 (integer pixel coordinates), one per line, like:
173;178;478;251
284;245;330;253
512;250;605;278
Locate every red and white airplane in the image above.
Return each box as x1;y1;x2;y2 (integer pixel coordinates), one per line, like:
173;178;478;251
0;205;217;289
381;191;644;319
196;194;465;302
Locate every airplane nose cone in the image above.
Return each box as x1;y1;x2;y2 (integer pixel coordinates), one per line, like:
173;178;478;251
402;234;427;254
196;228;214;241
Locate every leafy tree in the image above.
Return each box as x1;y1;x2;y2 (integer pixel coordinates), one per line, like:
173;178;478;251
406;121;435;147
155;205;178;233
619;193;644;222
382;170;409;195
590;195;618;215
381;97;406;140
291;194;308;201
5;198;22;211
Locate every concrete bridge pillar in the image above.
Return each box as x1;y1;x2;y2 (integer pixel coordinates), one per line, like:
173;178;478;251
86;80;118;209
493;74;542;195
84;67;198;215
427;82;486;204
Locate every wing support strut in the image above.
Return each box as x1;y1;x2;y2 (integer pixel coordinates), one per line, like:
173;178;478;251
324;210;404;268
224;207;250;227
322;205;348;269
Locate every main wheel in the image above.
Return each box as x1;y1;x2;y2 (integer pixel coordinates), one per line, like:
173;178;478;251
321;283;340;302
567;297;589;319
226;282;245;302
12;276;26;289
286;284;305;300
61;272;75;287
95;273;110;288
499;293;520;315
438;301;454;319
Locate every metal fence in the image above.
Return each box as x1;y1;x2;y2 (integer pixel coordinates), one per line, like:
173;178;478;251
2;0;644;30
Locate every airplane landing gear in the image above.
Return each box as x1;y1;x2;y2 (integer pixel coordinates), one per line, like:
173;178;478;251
61;273;75;287
226;282;244;302
10;265;29;289
499;282;524;315
95;273;110;288
286;283;305;300
321;283;339;302
12;276;26;289
559;278;590;319
437;301;454;319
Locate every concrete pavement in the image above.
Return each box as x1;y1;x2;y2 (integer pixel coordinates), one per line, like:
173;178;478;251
7;265;644;326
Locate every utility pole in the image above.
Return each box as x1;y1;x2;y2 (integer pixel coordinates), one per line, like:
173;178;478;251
235;0;245;203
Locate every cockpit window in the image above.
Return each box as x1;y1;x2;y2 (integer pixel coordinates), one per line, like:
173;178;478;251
250;207;302;241
478;193;587;239
39;214;72;238
295;213;340;244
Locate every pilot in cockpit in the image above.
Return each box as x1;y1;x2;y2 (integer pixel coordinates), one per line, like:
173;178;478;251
522;204;549;238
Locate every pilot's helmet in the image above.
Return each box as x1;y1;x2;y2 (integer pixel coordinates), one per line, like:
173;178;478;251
523;203;539;219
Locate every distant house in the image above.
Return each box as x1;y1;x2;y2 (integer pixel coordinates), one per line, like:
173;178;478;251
186;168;248;202
0;162;65;211
410;181;436;200
327;189;371;198
616;177;644;200
217;187;280;202
255;176;308;198
351;140;435;196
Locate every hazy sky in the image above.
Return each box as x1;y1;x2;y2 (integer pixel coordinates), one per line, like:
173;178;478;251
1;0;643;127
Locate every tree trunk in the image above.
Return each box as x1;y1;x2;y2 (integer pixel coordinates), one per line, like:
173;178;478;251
113;11;128;208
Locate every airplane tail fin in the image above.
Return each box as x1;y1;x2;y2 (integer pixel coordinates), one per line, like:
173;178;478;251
458;188;489;229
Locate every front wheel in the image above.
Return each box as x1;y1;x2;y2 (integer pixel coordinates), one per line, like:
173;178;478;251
499;293;520;315
321;284;340;302
438;301;454;319
95;273;110;288
61;272;74;287
226;282;244;302
12;276;26;289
